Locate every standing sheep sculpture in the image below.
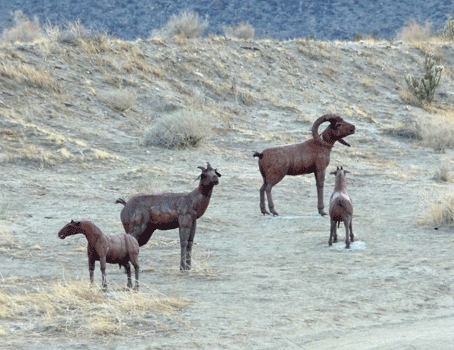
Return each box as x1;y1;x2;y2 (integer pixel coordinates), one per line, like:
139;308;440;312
329;166;354;249
253;114;355;216
116;162;221;270
58;220;140;291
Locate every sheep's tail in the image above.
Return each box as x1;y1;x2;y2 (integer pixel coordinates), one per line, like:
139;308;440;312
253;152;263;159
116;198;127;206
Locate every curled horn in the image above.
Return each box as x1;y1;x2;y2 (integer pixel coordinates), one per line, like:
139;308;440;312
312;114;338;147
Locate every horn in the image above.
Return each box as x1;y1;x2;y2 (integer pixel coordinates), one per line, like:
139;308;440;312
312;114;340;147
206;162;213;170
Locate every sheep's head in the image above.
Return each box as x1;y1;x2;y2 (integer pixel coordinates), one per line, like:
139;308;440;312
58;220;83;239
312;114;355;147
330;166;350;177
197;162;221;187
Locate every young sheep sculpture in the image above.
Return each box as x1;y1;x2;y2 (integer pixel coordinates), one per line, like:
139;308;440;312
329;166;354;249
253;114;355;216
116;162;221;270
58;220;140;291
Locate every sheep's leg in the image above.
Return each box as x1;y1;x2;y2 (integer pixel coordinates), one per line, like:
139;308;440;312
124;262;132;289
186;220;197;269
131;259;139;291
100;257;107;291
259;183;270;215
265;184;279;216
88;258;95;284
314;170;327;216
329;219;336;246
178;215;192;270
349;220;354;243
344;217;351;249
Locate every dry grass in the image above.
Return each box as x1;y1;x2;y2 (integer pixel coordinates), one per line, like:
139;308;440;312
224;22;255;40
417;110;454;150
380;120;422;141
396;19;433;43
418;189;454;226
0;279;189;336
0;10;43;44
0;226;16;248
164;11;208;39
0;62;61;92
141;109;211;149
434;159;452;182
101;89;137;112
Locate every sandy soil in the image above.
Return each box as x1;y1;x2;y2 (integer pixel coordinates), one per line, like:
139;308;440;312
1;36;454;349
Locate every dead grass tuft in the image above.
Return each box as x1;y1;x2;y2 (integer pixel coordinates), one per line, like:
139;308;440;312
101;89;137;112
224;22;255;40
165;10;208;39
142;110;211;149
0;62;61;92
434;159;452;182
0;279;190;336
417;111;454;151
0;10;43;44
396;19;433;43
418;189;454;226
0;226;16;248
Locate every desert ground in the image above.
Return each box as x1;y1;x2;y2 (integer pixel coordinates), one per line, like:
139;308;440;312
1;31;454;349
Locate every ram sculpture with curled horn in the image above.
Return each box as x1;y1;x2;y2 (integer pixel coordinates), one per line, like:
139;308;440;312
116;162;221;270
253;114;355;216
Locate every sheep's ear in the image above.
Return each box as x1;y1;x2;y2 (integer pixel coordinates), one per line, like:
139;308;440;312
344;170;350;174
74;221;81;227
215;169;221;177
198;166;206;172
330;171;336;175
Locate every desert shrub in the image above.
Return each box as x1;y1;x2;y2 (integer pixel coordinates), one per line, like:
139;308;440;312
165;11;208;38
142;110;210;149
102;89;136;112
396;19;433;43
434;160;452;182
405;52;443;104
417;111;454;151
0;10;43;43
438;16;454;40
418;189;454;226
224;22;255;39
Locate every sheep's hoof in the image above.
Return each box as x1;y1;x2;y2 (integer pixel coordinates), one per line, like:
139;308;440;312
319;210;328;216
270;209;279;216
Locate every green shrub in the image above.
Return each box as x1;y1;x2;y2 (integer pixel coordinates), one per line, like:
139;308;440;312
142;110;210;149
405;52;443;104
166;11;208;38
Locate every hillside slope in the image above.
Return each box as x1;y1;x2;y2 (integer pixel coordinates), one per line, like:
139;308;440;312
1;35;454;349
1;0;453;40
